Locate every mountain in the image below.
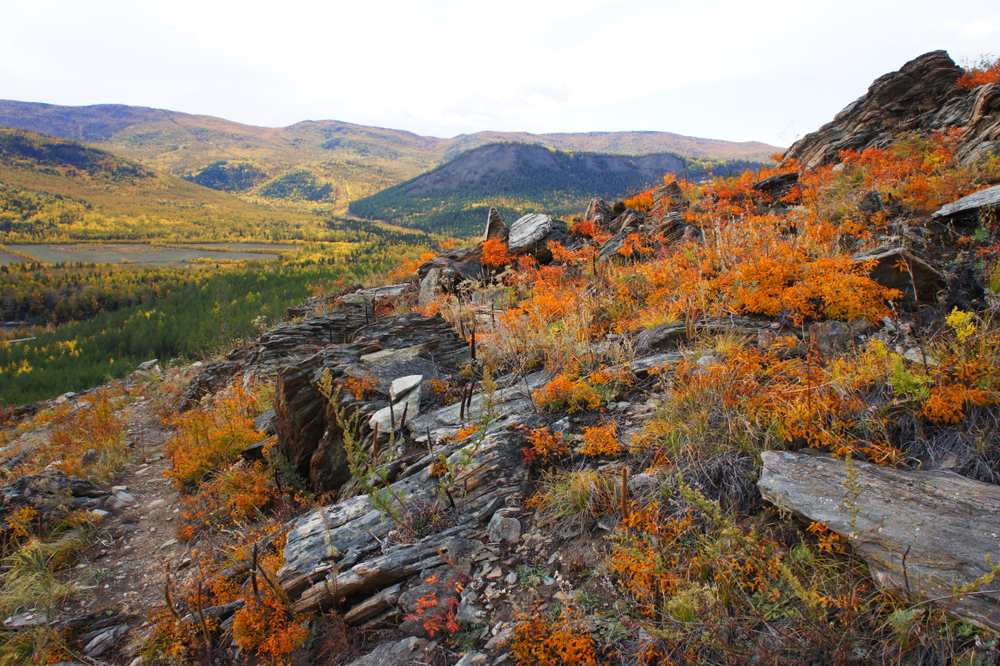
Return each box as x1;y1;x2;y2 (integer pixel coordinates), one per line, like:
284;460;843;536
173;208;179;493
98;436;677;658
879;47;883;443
0;100;780;212
349;142;762;234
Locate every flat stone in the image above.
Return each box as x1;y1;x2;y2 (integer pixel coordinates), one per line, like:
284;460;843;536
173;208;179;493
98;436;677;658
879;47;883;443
759;451;1000;632
390;375;423;401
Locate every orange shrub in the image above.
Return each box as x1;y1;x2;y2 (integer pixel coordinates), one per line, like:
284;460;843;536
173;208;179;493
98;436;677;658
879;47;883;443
579;419;621;457
958;55;1000;89
178;457;278;540
482;237;511;267
512;604;598;666
167;382;265;487
522;426;571;464
342;374;379;399
534;373;603;413
622;190;654;212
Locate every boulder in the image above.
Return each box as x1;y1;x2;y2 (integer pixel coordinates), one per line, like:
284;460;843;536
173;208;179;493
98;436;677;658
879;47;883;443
507;214;569;263
417;245;483;281
583;198;613;228
417;267;446;310
652;180;684;208
753;172;799;198
610;208;646;235
853;245;945;304
758;450;1000;632
482;207;507;242
368;375;423;435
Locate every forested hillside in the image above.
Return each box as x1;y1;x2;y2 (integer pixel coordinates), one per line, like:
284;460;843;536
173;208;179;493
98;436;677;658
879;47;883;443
350;142;762;233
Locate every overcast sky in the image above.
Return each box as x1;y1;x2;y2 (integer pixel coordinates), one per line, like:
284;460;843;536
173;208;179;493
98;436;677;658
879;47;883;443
2;1;997;148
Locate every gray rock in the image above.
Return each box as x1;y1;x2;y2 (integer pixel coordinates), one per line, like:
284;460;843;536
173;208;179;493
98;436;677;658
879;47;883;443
390;375;423;401
418;267;446;310
344;637;429;666
781;51;987;170
853;245;944;304
507;214;569;263
933;184;1000;219
83;625;129;657
253;408;277;435
487;513;521;543
482;207;507;242
652;180;684;208
343;583;402;626
455;651;488;666
758;450;1000;632
583;198;613;228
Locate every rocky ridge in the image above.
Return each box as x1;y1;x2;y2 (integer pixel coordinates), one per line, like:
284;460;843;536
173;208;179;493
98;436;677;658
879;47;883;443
2;50;1000;666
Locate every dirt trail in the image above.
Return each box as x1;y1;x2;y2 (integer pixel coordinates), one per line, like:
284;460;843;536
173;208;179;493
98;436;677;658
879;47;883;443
79;397;190;617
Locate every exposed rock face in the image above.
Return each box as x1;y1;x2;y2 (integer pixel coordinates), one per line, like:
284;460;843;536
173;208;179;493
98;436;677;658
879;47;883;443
482;207;507;241
273;312;470;492
783;51;1000;170
652;180;684;208
758;451;1000;632
583;198;613;228
278;423;528;618
417;245;484;281
0;471;111;529
507;213;569;263
637;317;763;351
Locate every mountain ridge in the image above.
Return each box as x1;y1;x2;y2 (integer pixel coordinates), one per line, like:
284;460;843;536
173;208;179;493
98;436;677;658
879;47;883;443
0;100;780;212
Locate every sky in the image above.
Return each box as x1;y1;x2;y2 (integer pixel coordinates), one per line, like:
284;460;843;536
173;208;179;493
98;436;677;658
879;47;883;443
2;0;998;148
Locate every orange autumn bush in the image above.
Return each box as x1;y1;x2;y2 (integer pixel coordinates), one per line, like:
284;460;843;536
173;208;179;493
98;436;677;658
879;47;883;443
231;533;311;664
958;55;1000;89
178;457;278;540
482;236;511;267
579;419;621;456
522;426;571;464
512;604;598;666
167;382;266;487
39;388;129;481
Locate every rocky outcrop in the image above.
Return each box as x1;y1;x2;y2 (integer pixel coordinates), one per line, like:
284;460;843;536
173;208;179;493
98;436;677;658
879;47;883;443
273;312;471;492
278;422;531;618
507;213;569;263
783;51;1000;170
583;198;613;228
482;207;507;241
0;470;112;530
758;450;1000;632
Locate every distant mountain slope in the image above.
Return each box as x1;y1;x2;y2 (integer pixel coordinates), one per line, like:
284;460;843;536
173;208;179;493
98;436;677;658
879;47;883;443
0;100;781;212
349;143;760;235
0;129;327;242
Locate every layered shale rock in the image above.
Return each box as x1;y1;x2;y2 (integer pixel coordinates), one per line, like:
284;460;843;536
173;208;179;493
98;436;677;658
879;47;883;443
783;51;1000;170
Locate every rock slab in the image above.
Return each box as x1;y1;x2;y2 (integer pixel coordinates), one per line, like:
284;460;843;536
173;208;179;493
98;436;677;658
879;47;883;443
758;450;1000;631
